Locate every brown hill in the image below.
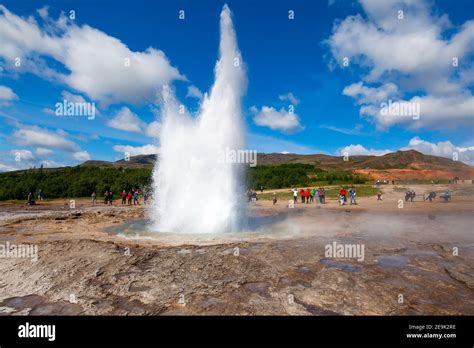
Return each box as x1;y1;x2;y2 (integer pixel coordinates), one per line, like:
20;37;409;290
258;150;474;180
257;150;470;170
81;155;157;168
80;150;474;180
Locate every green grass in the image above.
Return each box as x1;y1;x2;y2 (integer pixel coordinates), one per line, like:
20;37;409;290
0;199;26;205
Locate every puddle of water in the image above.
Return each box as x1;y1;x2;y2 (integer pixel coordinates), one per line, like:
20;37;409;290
0;294;45;309
376;255;409;268
297;266;314;275
104;210;306;244
0;294;82;315
29;302;83;315
320;259;362;273
106;219;269;243
404;249;438;257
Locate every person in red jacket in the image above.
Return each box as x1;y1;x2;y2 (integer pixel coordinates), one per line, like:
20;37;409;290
305;189;310;204
121;190;126;205
300;188;306;203
340;187;347;204
127;191;133;205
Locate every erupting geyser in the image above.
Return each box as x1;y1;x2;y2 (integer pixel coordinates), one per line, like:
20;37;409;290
151;5;247;233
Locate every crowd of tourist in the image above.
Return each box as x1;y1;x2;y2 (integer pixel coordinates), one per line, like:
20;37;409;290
89;189;152;206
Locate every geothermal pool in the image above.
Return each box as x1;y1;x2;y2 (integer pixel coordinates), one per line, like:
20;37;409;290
105;207;474;248
106;209;307;244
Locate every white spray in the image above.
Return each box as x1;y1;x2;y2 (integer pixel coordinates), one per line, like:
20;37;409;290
151;5;247;234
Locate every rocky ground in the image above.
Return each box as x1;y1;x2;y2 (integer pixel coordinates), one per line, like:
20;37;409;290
0;184;473;315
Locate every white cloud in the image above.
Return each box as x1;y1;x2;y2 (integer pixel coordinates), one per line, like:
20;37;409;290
0;162;17;172
1;146;68;172
338;144;391;156
402;136;474;165
186;85;203;99
0;5;184;106
10;149;34;161
106;107;145;133
358;94;474;129
71;150;91;161
0;158;65;172
342;82;398;105
338;137;474;164
278;92;300;105
35;147;53;157
36;6;49;20
106;107;162;137
145;121;161;138
0;85;18;105
252;106;303;132
326;0;474;129
113;144;159;156
6;125;90;166
60;90;88;104
10;125;79;152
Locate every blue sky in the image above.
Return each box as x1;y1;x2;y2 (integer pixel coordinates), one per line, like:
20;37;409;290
1;0;474;171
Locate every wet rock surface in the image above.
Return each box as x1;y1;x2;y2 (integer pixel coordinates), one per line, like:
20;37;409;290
0;190;473;315
0;234;471;315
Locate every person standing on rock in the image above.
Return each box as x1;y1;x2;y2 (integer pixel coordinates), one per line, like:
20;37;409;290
27;192;34;205
320;187;326;204
91;191;96;205
121;190;126;205
339;187;347;205
104;191;109;205
133;190;139;205
292;188;298;203
349;186;357;205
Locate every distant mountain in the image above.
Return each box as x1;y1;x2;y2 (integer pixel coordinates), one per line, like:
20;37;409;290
80;150;471;170
81;154;157;168
77;150;473;180
79;160;115;167
257;150;471;170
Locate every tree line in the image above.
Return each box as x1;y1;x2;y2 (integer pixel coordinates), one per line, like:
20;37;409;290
0;165;152;200
0;163;367;200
